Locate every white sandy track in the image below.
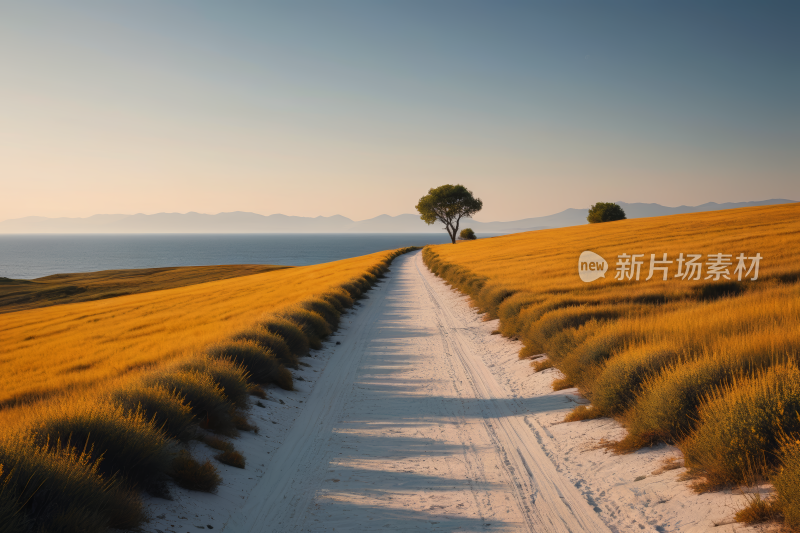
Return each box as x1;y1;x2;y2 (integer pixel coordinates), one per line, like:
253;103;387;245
223;251;610;533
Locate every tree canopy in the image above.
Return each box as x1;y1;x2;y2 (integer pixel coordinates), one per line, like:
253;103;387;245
416;185;483;244
587;202;627;224
459;228;477;240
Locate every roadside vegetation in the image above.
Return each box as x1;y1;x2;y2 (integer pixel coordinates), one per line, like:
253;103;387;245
0;246;417;532
0;251;408;410
423;202;800;527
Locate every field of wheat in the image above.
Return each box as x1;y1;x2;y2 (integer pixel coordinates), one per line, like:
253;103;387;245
0;247;415;532
424;203;800;526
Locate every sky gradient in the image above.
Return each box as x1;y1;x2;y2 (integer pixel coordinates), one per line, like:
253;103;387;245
1;2;798;222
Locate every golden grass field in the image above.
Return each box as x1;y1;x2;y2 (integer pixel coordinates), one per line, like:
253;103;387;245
0;251;396;410
424;203;800;524
0;264;291;314
0;246;414;532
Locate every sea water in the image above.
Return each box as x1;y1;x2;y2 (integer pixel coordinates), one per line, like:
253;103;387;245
0;233;496;279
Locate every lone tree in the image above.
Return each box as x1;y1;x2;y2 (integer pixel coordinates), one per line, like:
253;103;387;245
459;228;477;240
416;184;483;244
587;202;626;224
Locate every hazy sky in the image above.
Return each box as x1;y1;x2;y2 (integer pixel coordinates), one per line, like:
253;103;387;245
1;2;798;222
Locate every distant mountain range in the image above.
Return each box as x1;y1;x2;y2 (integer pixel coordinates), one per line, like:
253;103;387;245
1;200;794;234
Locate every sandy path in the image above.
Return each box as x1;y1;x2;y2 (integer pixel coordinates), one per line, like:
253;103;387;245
223;251;609;532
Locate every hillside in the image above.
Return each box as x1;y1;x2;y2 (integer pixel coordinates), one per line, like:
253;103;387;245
0;264;291;314
0;249;399;410
424;203;800;495
1;199;794;233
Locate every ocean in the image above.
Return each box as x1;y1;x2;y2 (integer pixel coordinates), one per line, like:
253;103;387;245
0;233;496;279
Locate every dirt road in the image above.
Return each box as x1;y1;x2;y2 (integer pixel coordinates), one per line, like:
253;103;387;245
223;251;610;532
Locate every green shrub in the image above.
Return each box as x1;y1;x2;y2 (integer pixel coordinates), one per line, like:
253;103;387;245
681;364;800;489
145;370;237;436
231;326;298;368
207;340;293;389
180;356;251;409
775;437;800;527
587;202;626;223
258;317;310;358
0;437;145;533
459;228;477;240
111;384;196;442
30;401;173;488
170;449;221;492
300;298;341;329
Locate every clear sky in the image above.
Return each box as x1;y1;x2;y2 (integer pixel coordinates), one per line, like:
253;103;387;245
1;1;798;222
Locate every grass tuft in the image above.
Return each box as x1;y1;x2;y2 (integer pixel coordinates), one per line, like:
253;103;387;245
216;449;246;469
207;340;293;390
258;317;310;359
179;356;251;409
231;326;298;368
281;307;331;350
29;401;173;488
563;405;603;422
0;436;145;532
170;449;221;492
531;357;553;372
145;369;237;436
774;436;800;527
681;363;800;489
111;383;196;442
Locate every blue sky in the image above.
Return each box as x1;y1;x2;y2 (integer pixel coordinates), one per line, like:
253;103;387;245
1;1;797;221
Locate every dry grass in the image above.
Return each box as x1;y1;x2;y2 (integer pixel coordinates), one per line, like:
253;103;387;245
0;264;290;314
0;246;418;531
0;249;407;412
170;449;222;493
563;405;603;422
424;203;800;491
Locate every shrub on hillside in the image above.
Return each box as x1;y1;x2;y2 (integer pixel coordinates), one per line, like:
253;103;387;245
180;356;251;409
170;449;221;492
459;228;477;240
320;290;353;312
587;202;626;223
339;281;362;299
281;307;331;350
207;340;293;390
232;326;298;368
681;364;800;489
258;317;310;358
300;299;341;329
111;384;196;442
0;437;145;532
775;437;800;528
145;370;237;436
29;401;173;488
591;342;679;415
